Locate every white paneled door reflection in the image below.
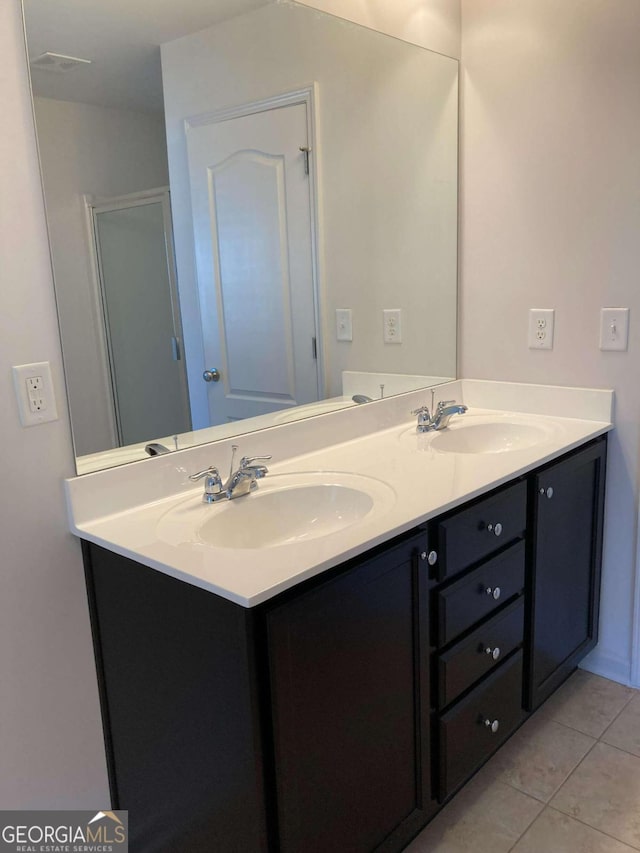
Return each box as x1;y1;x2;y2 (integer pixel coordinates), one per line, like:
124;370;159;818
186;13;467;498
186;97;320;424
92;192;191;446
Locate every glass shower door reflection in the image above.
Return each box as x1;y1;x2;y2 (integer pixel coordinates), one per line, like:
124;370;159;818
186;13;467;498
93;195;191;446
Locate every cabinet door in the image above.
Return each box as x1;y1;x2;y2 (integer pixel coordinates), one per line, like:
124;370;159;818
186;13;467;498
528;438;606;709
267;531;432;853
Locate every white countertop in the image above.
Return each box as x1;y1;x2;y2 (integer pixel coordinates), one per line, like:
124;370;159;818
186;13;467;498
66;382;613;607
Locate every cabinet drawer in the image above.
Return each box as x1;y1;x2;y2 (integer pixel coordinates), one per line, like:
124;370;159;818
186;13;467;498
439;650;524;800
432;481;527;581
436;541;525;646
437;598;524;709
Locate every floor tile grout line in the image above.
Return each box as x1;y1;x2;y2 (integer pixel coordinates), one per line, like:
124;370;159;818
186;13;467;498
504;798;547;853
537;710;607;740
550;741;640;852
599;691;638;743
497;735;600;807
545;804;640;852
592;740;640;762
545;737;601;804
537;691;638;739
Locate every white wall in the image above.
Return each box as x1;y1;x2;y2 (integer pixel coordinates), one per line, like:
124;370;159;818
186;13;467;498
0;0;109;807
162;2;458;419
460;0;640;683
34;98;169;456
296;0;461;58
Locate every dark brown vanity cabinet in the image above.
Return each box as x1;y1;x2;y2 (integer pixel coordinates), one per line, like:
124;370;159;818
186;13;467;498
266;529;434;853
428;481;528;800
83;435;607;852
84;527;434;853
527;439;607;710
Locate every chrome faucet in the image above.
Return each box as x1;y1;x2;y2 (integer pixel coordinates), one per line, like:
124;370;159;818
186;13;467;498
412;399;468;433
224;445;271;499
189;445;271;503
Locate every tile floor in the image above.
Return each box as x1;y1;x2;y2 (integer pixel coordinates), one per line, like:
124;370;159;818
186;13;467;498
406;670;640;852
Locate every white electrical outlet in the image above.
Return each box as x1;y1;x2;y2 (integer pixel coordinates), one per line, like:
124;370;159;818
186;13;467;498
12;361;59;426
383;309;402;344
336;308;353;341
599;307;629;351
528;309;555;350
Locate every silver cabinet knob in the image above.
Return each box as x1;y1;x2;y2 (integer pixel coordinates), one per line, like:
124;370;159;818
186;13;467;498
420;550;438;566
203;368;220;382
539;486;554;499
487;522;503;536
484;718;500;734
485;586;501;601
484;646;501;661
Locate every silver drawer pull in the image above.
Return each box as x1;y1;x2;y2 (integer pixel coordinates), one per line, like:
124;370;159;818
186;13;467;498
486;522;503;536
484;646;501;661
485;586;501;601
539;486;554;499
484;718;500;734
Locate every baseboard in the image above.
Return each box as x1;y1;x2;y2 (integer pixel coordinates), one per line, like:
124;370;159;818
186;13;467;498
580;647;632;686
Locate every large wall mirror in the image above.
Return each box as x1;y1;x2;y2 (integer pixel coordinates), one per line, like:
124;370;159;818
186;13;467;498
23;0;459;474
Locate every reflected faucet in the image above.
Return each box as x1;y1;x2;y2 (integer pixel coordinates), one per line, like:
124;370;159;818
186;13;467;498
145;442;171;456
352;384;385;405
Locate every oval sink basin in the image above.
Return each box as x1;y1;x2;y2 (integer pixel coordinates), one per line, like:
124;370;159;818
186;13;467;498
157;472;396;550
399;415;555;454
430;421;551;454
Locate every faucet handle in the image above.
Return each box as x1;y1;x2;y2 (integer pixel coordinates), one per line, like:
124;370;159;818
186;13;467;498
189;465;221;482
437;399;456;410
189;466;222;490
239;454;272;468
189;466;223;502
411;405;431;416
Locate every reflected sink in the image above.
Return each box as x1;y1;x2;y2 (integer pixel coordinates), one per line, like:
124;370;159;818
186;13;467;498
400;414;555;454
272;399;354;424
157;472;396;550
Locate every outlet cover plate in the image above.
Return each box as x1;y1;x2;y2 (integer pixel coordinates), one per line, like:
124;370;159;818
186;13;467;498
12;361;59;426
528;308;555;350
383;308;402;344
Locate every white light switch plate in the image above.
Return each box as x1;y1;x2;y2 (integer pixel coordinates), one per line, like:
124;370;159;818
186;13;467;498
12;361;59;426
599;307;629;351
336;308;353;342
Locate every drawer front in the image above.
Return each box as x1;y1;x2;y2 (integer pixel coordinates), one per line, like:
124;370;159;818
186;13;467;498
434;480;527;581
439;650;524;800
438;598;524;709
436;541;525;646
